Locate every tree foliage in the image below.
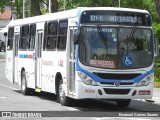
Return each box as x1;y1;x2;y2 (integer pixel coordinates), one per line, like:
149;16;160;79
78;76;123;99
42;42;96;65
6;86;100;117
154;0;160;21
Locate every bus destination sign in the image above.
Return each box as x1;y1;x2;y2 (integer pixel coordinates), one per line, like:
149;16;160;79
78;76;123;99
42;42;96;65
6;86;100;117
81;11;151;26
90;15;137;23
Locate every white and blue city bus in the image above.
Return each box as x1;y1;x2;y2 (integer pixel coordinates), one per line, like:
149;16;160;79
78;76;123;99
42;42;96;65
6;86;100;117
5;7;154;107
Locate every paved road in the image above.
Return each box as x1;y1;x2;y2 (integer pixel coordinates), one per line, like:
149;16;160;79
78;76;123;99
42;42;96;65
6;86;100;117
0;58;160;120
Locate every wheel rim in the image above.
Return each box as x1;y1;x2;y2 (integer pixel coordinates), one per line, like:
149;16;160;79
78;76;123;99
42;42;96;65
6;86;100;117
59;82;65;102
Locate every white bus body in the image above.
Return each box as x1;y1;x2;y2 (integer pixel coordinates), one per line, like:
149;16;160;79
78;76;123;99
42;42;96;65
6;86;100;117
6;7;154;107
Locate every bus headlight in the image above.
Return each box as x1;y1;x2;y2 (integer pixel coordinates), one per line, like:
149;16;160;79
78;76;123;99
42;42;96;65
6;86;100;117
78;71;98;86
136;75;152;87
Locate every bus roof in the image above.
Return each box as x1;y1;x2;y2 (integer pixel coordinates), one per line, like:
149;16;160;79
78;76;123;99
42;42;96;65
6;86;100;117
8;7;149;27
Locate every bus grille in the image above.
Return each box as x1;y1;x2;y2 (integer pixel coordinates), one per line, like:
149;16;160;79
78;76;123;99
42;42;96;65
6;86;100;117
93;73;141;80
103;88;130;95
100;82;134;85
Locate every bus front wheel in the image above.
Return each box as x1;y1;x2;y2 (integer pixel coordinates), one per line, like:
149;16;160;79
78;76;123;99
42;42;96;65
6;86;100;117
21;71;32;95
58;79;71;106
116;99;131;107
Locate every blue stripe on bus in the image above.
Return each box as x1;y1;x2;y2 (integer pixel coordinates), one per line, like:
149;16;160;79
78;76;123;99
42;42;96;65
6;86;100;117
75;46;154;83
19;54;24;58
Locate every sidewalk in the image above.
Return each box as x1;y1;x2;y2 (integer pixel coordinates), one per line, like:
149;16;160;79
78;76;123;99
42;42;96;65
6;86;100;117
154;88;160;97
152;88;160;104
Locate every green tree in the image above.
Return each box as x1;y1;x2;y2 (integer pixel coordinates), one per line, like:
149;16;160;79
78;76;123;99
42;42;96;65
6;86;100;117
154;0;160;21
14;0;23;18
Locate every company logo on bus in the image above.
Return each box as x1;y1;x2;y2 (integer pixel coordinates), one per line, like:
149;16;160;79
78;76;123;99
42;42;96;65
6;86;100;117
114;81;120;86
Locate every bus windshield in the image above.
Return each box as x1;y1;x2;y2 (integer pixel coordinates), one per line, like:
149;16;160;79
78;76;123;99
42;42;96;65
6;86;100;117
79;26;153;69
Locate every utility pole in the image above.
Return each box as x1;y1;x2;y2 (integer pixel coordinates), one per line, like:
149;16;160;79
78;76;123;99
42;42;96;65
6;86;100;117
23;0;25;18
112;0;116;7
119;0;120;7
28;0;31;17
49;0;51;13
63;0;66;11
112;0;120;7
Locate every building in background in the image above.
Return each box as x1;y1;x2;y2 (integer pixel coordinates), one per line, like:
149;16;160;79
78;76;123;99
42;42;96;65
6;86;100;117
0;10;12;43
0;10;12;30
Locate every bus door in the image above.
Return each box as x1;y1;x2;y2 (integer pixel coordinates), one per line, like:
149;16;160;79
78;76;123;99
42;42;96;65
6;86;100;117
67;27;76;93
13;31;19;84
35;30;43;88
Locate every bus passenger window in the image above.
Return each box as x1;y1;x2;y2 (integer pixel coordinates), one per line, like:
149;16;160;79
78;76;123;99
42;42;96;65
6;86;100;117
47;37;56;49
28;24;36;50
46;21;57;50
20;25;29;50
57;20;68;51
7;27;14;50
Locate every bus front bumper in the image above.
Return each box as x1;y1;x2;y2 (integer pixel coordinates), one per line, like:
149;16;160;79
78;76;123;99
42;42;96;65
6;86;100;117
75;81;154;100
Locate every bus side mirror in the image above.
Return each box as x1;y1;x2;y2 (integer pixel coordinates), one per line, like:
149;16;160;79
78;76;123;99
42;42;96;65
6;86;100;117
73;31;80;44
4;32;7;37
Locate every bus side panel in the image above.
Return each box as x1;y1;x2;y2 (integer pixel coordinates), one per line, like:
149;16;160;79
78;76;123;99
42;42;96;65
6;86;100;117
56;51;67;93
6;51;13;83
41;51;57;93
18;51;35;89
41;51;67;94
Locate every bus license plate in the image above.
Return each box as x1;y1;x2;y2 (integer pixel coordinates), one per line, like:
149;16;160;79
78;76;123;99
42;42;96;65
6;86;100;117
139;90;151;95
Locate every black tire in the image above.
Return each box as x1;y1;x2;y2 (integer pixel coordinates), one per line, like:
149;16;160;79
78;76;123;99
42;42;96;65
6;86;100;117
116;99;131;107
21;71;32;95
58;79;71;106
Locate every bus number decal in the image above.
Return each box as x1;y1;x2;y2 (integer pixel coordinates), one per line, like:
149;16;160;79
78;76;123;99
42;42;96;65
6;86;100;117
90;15;104;22
58;60;63;67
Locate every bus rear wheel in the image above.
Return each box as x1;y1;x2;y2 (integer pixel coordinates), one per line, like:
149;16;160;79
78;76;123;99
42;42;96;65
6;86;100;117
116;99;131;107
58;79;71;106
21;71;32;95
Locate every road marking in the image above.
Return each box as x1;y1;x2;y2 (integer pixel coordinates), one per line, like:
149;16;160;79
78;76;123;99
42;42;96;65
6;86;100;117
0;83;20;91
0;97;7;99
66;106;79;111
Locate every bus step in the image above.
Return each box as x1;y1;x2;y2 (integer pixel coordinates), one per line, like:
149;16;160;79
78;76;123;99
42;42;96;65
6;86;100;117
35;88;41;92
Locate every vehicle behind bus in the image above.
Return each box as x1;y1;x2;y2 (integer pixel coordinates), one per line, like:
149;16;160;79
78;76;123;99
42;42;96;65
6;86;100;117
0;40;5;52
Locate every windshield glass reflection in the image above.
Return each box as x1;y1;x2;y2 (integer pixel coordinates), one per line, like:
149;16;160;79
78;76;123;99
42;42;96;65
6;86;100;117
79;27;153;69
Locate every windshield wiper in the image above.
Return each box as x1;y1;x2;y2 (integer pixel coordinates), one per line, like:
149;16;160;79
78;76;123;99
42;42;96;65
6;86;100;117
126;24;138;53
97;25;107;46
